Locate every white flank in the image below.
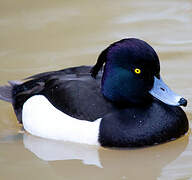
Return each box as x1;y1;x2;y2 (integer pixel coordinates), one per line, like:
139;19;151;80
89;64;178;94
22;95;101;145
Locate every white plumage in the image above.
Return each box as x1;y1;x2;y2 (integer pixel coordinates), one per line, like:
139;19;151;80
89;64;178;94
22;95;101;145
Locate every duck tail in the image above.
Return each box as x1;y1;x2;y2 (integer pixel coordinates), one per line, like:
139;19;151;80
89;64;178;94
0;85;13;103
0;81;21;103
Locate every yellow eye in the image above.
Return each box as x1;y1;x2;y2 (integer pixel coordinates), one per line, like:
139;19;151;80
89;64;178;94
134;68;141;74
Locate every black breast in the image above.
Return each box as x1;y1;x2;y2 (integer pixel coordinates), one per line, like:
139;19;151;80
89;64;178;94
99;101;188;147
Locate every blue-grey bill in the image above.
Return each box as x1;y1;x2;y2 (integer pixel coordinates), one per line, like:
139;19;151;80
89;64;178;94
149;77;184;106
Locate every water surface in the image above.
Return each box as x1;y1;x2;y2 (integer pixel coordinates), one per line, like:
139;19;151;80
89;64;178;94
0;0;192;179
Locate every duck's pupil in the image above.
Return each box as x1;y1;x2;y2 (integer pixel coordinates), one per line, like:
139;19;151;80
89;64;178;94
135;68;141;74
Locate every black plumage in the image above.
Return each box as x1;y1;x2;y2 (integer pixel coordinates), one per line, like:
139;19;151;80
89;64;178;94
11;66;117;123
99;101;188;147
0;38;189;147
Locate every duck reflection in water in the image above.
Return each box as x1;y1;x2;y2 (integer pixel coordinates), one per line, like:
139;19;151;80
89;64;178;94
23;133;189;180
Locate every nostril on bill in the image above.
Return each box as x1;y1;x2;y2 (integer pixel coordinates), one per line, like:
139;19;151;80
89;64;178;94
178;98;187;107
160;87;165;91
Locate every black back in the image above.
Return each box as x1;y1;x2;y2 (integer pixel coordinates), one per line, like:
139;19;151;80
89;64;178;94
12;66;117;123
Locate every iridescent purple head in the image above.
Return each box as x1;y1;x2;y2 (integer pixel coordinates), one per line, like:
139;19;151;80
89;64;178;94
91;38;187;106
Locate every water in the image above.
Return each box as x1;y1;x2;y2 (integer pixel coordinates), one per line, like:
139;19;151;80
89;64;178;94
0;0;192;179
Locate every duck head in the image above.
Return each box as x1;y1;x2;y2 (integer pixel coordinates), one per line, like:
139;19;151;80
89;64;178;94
91;38;187;107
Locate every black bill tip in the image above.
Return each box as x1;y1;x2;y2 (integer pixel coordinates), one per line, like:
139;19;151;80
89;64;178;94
178;98;187;107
